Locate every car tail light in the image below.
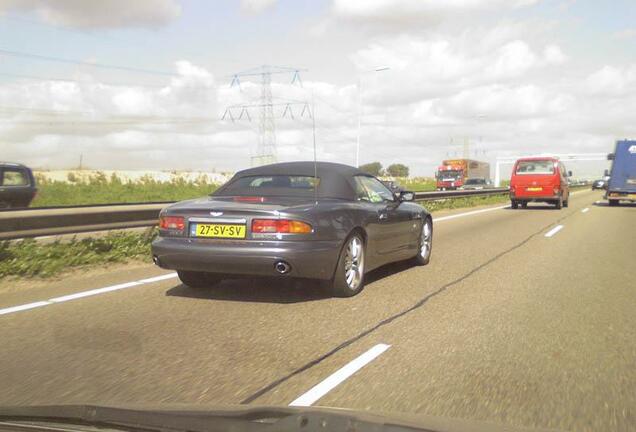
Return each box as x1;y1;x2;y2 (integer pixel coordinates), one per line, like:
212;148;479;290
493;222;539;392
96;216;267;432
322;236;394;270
159;216;185;231
252;219;313;234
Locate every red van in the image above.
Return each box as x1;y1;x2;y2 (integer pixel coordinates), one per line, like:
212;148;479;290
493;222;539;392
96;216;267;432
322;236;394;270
509;157;571;209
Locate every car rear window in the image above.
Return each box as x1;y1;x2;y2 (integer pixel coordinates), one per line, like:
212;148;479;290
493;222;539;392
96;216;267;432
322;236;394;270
218;175;319;196
1;169;29;186
515;161;555;175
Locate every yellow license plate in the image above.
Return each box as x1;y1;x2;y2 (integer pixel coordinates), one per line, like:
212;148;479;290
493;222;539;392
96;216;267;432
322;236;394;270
193;224;246;238
526;187;542;192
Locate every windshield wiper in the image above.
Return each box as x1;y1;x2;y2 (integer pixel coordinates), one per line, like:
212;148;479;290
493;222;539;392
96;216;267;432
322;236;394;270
0;404;558;432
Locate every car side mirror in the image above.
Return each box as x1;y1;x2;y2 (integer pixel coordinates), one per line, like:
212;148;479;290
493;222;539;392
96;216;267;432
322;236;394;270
399;191;415;202
607;153;615;161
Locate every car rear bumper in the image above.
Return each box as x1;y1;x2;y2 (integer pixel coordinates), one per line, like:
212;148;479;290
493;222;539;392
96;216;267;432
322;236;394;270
606;191;636;202
511;193;560;202
151;237;342;280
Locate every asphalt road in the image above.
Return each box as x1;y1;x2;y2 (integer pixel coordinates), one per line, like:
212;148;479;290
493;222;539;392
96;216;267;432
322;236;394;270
0;189;634;432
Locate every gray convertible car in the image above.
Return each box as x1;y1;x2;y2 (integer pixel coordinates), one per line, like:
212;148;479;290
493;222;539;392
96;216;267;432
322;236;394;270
151;162;432;297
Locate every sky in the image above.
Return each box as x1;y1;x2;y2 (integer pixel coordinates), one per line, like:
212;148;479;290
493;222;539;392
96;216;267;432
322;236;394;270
0;0;634;177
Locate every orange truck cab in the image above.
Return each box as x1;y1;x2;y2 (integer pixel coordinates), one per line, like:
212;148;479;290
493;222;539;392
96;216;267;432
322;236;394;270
509;157;571;209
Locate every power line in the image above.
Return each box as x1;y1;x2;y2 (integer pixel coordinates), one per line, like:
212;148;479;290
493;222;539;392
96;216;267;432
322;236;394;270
0;48;178;77
0;105;219;125
0;71;170;89
0;15;127;46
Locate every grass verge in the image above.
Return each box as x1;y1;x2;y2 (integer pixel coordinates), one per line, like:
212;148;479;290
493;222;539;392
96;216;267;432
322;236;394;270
0;229;157;279
418;193;509;212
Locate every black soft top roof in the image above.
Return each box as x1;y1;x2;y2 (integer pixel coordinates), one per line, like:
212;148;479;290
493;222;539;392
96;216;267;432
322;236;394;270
0;162;31;169
214;161;368;200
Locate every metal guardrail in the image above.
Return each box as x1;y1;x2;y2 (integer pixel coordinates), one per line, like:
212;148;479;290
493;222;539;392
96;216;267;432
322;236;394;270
0;203;167;240
0;188;511;240
0;201;174;212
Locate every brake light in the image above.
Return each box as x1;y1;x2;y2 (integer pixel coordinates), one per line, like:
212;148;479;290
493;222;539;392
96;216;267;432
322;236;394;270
159;216;185;230
251;219;312;234
234;196;266;203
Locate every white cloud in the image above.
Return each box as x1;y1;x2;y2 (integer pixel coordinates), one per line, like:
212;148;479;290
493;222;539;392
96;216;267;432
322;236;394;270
432;84;573;119
543;44;567;64
241;0;277;14
0;0;181;28
350;31;567;106
0;61;217;140
612;28;636;40
585;65;636;96
332;0;540;22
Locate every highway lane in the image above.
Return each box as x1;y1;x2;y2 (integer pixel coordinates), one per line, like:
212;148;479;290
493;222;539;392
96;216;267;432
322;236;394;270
1;190;633;431
256;196;636;431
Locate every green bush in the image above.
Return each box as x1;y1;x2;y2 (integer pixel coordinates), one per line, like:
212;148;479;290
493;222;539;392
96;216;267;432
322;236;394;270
32;173;219;207
0;229;157;279
397;177;437;192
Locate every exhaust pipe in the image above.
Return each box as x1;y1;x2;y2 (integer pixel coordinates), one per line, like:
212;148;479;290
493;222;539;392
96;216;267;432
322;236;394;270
274;261;291;275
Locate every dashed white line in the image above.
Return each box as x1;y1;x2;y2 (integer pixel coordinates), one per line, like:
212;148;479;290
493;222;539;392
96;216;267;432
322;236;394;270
289;344;391;407
545;225;564;238
582;208;590;213
0;272;177;317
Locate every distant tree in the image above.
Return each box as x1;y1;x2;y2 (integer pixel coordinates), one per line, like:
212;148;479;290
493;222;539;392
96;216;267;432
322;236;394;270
386;163;410;178
359;162;383;177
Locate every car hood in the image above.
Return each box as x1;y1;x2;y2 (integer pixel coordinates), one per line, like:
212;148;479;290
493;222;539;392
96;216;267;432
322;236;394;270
0;404;563;432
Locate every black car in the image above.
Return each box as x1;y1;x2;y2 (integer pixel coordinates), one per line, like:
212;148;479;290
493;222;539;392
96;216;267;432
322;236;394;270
152;162;433;297
460;178;491;190
0;162;37;209
591;179;607;190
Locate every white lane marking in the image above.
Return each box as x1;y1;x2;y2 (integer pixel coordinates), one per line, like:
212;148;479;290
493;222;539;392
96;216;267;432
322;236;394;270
434;205;509;223
545;225;564;238
571;190;589;195
0;273;177;317
49;281;142;303
289;344;391;407
582;208;590;213
138;273;180;284
0;301;51;316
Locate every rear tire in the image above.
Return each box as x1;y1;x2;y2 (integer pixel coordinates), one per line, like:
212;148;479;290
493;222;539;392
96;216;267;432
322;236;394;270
331;232;366;298
412;217;433;266
511;200;519;209
177;270;221;288
521;202;528;209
